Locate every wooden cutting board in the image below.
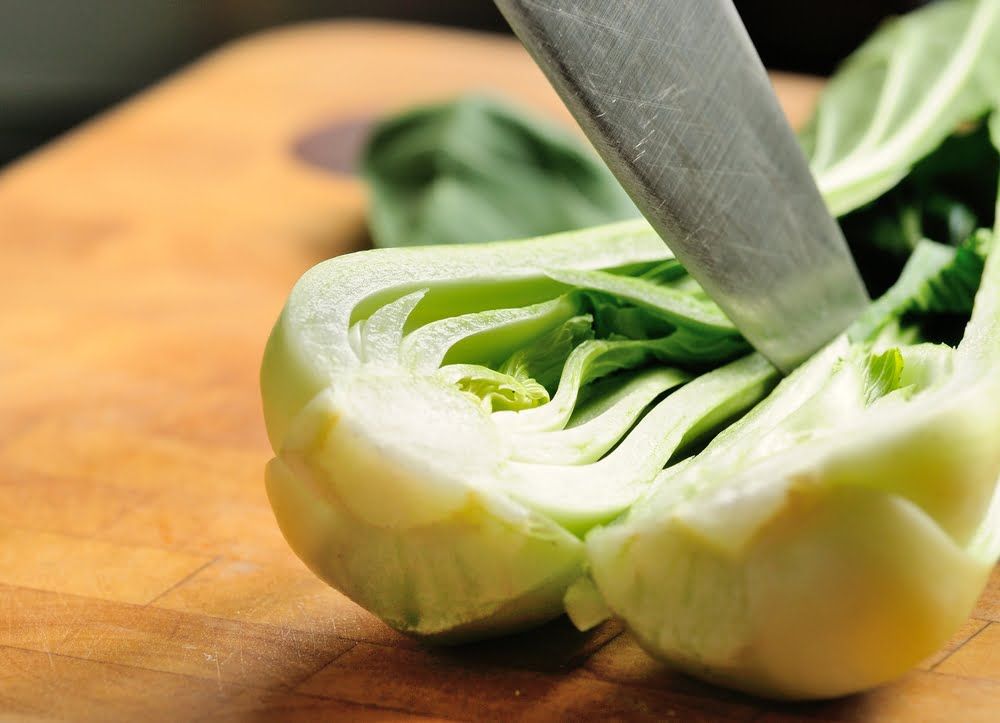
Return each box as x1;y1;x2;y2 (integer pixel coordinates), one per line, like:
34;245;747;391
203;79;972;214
0;21;997;722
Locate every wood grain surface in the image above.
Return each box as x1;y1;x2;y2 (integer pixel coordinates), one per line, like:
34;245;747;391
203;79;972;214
0;21;996;722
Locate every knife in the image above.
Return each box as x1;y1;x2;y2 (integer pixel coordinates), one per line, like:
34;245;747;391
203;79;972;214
494;0;869;372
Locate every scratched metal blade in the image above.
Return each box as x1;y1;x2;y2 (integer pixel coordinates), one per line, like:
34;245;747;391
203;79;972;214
496;0;869;371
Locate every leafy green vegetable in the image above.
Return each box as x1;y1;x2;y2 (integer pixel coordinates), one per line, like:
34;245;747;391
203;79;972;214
262;0;1000;700
361;94;640;248
262;219;777;639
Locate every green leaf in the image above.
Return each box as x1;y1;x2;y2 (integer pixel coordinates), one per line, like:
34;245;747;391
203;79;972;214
838;124;998;295
545;267;739;334
804;0;1000;216
862;347;905;405
499;314;594;393
438;364;550;413
362;94;640;248
847;233;986;343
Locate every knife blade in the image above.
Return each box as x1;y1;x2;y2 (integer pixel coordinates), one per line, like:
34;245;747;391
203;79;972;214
495;0;869;371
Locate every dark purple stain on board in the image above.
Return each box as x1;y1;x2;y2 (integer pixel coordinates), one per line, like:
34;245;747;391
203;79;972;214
293;116;375;176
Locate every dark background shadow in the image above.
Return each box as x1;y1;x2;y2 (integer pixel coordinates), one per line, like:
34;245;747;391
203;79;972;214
0;0;926;167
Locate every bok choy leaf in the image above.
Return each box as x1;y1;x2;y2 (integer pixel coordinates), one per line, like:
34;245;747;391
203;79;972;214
362;94;640;248
804;0;1000;216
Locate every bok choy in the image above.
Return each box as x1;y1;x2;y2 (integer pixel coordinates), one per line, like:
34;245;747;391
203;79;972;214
262;221;769;639
574;226;1000;698
262;0;1000;699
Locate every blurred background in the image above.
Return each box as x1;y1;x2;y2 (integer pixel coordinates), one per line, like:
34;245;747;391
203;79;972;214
0;0;927;167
